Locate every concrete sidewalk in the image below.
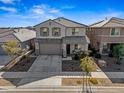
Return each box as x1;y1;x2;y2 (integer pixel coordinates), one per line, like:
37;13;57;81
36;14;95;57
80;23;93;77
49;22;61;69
1;72;124;78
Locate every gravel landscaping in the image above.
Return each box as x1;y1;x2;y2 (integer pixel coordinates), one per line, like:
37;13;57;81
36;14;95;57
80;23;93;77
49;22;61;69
1;56;37;72
62;60;82;72
99;55;124;72
62;78;112;86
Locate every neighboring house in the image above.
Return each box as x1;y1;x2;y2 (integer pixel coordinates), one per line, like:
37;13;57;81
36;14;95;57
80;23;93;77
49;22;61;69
87;17;124;55
0;28;18;55
13;28;36;50
34;17;90;57
0;28;36;55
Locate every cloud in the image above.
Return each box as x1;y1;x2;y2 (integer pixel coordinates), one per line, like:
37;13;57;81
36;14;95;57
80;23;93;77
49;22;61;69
0;0;19;4
0;4;63;27
32;6;45;15
30;4;62;19
0;6;17;12
31;4;60;14
49;8;60;13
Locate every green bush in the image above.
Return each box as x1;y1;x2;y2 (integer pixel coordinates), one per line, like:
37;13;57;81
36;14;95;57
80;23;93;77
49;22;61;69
80;52;87;59
89;77;98;85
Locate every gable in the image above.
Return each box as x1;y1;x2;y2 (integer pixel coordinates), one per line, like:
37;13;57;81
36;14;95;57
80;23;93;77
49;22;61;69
91;17;124;27
35;19;66;28
103;19;124;27
54;17;87;27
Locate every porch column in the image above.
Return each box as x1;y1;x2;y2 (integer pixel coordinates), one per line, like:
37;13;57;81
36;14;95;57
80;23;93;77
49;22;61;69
99;43;103;54
63;44;67;57
35;40;40;55
85;44;88;51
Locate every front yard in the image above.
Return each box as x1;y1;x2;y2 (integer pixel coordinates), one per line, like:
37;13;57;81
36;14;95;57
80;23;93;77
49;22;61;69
0;54;37;86
0;78;21;86
0;55;36;72
62;60;81;72
99;55;124;72
62;78;112;86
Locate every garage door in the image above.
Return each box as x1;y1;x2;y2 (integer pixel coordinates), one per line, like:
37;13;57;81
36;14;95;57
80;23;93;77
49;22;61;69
39;44;61;55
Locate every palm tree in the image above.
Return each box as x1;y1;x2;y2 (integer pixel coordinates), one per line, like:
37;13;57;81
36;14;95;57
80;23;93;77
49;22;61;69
80;56;96;93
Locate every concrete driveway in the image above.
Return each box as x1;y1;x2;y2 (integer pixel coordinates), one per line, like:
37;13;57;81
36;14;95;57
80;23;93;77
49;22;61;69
28;55;62;72
18;55;62;87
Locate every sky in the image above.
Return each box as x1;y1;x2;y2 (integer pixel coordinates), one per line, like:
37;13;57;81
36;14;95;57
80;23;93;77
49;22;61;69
0;0;124;27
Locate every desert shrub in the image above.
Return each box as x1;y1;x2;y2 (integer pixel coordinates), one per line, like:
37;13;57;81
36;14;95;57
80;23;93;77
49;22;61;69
89;77;98;85
94;53;101;59
76;80;82;84
80;52;87;59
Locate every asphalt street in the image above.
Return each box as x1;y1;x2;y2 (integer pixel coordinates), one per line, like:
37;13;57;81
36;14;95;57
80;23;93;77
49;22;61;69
1;88;124;93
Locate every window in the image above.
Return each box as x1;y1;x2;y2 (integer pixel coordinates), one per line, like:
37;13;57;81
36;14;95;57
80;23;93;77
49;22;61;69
40;27;49;36
110;28;120;36
52;27;61;36
72;28;79;35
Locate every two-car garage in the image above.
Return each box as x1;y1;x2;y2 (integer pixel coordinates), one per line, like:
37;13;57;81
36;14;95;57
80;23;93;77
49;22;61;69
38;39;62;55
39;44;61;55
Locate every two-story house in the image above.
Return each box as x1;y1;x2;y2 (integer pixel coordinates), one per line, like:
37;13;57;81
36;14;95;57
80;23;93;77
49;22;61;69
34;17;90;57
87;17;124;55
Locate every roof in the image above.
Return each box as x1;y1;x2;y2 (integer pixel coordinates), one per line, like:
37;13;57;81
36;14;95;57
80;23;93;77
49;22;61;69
34;19;66;27
63;36;90;44
0;34;19;43
0;29;18;43
0;28;13;34
54;17;88;27
13;28;36;42
90;17;124;27
34;17;88;28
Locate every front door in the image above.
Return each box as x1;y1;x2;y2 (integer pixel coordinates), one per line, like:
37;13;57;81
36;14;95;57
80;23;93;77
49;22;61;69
66;44;70;55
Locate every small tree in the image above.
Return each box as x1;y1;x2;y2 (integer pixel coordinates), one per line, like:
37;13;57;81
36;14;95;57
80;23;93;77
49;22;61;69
113;44;124;64
80;56;96;92
2;40;22;58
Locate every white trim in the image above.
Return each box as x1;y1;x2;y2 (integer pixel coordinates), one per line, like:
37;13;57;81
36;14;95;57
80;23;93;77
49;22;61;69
101;42;124;44
97;35;124;37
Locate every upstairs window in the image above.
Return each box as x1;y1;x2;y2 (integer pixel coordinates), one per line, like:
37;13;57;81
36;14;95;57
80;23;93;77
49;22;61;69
110;28;120;36
72;28;79;35
40;27;49;36
52;27;61;36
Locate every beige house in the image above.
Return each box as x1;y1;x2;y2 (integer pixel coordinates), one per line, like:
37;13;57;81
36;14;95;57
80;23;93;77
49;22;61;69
0;28;36;55
34;17;90;57
87;17;124;54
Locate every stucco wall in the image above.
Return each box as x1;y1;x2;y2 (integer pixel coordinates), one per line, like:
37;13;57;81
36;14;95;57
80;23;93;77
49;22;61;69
35;20;66;38
87;27;124;50
66;27;86;36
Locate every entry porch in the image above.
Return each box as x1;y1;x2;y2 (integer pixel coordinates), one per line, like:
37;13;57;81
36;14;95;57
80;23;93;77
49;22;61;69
62;36;89;57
